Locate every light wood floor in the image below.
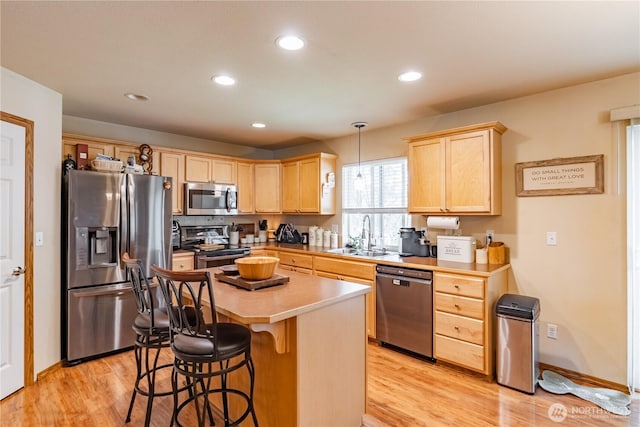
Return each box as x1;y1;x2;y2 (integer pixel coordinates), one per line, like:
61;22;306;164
1;342;637;426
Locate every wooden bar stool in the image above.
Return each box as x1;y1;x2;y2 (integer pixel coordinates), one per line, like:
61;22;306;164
152;265;258;427
122;253;173;426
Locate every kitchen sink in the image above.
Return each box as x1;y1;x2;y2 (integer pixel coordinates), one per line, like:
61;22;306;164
326;248;395;257
326;248;359;255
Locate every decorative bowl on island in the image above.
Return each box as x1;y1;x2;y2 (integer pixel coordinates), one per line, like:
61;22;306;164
234;256;279;281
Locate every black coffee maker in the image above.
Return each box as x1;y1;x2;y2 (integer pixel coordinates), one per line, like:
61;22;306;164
399;227;431;257
275;223;302;243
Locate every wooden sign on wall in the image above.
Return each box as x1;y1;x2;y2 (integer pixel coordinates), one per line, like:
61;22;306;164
515;154;604;196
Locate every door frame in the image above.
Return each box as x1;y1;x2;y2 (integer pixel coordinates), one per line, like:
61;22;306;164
1;111;34;388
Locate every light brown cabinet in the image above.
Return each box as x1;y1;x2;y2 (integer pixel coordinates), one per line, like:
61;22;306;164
62;134;116;165
433;270;507;376
159;151;185;214
236;162;255;214
406;121;506;215
278;251;313;275
62;134;161;174
313;256;376;338
281;153;336;215
172;252;195;271
250;248;279;258
185;155;236;184
254;162;281;213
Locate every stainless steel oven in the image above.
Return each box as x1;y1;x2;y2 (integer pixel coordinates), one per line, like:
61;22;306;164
376;264;434;359
180;224;250;269
195;248;250;269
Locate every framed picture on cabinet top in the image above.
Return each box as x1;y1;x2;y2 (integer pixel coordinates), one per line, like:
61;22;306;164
515;154;604;197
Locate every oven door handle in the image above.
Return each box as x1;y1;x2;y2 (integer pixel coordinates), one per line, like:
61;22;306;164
198;253;247;262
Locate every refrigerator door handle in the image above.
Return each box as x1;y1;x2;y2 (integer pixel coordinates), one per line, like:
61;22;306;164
120;176;128;262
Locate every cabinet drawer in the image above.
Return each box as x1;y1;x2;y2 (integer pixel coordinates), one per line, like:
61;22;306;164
172;253;194;271
434;311;484;345
251;249;279;258
434;273;484;298
434;293;484;319
313;256;375;280
280;265;313;275
434;334;484;372
278;252;313;269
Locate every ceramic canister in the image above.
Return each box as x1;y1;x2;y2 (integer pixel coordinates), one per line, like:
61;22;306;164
315;227;324;246
330;232;338;249
323;230;331;248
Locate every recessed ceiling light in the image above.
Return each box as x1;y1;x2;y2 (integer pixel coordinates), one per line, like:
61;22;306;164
124;93;149;101
252;122;266;128
398;71;422;82
276;35;305;51
212;75;236;86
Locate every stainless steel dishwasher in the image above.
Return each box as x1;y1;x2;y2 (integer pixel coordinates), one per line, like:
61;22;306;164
375;264;433;359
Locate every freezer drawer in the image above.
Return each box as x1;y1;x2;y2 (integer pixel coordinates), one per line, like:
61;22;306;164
65;283;137;363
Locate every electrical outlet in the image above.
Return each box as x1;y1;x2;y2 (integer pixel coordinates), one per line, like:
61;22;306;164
486;230;494;245
547;323;558;339
546;231;557;246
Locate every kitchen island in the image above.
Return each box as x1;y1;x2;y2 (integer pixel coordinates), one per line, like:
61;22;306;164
202;267;371;427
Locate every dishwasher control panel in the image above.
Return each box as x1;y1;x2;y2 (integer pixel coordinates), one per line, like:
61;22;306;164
376;264;433;282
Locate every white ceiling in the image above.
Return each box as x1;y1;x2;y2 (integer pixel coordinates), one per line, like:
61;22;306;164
2;1;639;149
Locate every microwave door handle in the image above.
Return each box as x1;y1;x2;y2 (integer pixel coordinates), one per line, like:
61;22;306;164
225;188;231;212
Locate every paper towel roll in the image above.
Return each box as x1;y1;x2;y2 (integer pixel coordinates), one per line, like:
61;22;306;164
426;216;460;230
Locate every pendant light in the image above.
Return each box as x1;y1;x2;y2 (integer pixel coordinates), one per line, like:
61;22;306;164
352;121;367;191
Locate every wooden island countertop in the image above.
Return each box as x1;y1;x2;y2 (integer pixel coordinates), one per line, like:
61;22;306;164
202;267;371;427
207;267;371;324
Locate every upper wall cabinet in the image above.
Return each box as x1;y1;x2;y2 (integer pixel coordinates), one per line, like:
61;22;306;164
185;155;236;185
254;162;281;213
282;153;337;215
406;122;507;215
62;134;159;175
236;161;255;214
159;151;185;214
62;134;116;164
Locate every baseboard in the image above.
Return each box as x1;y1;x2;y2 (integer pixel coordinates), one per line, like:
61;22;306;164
539;362;628;393
36;361;62;381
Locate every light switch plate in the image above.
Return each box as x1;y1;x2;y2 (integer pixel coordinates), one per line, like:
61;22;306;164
35;231;44;246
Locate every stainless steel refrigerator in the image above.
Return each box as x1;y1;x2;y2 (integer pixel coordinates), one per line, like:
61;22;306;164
62;170;172;364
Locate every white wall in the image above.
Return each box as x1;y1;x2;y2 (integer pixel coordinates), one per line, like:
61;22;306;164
1;67;62;380
306;72;639;384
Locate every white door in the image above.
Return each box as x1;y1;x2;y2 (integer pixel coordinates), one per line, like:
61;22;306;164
0;120;26;399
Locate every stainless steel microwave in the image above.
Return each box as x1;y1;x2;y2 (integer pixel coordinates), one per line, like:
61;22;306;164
184;182;238;215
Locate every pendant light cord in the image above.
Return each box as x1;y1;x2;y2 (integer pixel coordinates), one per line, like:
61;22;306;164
351;121;368;177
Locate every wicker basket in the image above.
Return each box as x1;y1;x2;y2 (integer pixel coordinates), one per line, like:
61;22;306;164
91;159;123;172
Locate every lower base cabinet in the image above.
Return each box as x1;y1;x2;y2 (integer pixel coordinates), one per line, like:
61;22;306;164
313;256;376;338
433;270;507;376
172;252;195;271
276;251;313;275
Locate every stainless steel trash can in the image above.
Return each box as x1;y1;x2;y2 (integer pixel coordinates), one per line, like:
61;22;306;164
496;294;540;394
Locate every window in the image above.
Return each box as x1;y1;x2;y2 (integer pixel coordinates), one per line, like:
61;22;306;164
342;157;411;250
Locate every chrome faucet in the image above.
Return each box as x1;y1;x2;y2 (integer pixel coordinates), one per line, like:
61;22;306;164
361;215;373;250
